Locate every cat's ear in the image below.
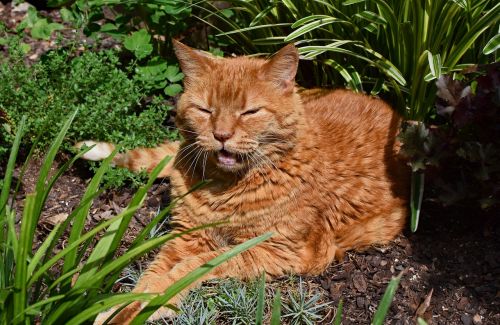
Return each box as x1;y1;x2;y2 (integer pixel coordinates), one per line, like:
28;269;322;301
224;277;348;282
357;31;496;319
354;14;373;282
172;40;212;81
263;44;299;93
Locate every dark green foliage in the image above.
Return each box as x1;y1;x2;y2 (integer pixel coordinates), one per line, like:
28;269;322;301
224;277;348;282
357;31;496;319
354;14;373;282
400;65;500;211
0;36;174;158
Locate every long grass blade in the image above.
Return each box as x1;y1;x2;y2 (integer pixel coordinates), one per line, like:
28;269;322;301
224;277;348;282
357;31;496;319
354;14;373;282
371;271;403;325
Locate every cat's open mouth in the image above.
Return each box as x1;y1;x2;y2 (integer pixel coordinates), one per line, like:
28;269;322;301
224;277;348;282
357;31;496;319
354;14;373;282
216;149;241;169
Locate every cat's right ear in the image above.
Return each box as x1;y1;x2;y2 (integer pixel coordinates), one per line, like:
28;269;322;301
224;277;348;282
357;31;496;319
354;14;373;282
172;40;211;83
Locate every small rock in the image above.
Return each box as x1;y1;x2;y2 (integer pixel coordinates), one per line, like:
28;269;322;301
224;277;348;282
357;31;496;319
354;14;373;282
45;212;68;225
461;314;472;325
380;260;388;266
472;314;482;325
12;2;32;13
457;297;469;311
352;272;368;293
356;296;365;308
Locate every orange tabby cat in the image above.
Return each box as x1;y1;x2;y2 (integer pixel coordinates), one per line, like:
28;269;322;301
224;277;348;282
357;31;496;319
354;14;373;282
84;41;409;324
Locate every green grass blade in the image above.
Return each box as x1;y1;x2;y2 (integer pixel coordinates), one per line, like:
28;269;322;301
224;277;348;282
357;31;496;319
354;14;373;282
371;271;403;325
334;298;343;325
255;272;266;325
13;193;37;324
75;155;172;286
0;115;26;215
63;147;117;274
285;17;340;42
28;207;139;287
410;171;425;232
270;288;281;325
67;293;157;325
130;232;274;324
75;223;220;290
27;222;62;277
32;109;78;239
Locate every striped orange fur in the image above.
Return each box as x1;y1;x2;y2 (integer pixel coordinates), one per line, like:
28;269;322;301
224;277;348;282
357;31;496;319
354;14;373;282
92;41;409;324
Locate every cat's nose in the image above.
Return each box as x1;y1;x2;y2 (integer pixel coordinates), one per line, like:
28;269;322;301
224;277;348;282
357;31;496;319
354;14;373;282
213;130;233;143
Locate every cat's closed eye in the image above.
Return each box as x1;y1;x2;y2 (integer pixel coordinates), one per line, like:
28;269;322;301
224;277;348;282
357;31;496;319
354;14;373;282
195;106;212;115
241;107;262;116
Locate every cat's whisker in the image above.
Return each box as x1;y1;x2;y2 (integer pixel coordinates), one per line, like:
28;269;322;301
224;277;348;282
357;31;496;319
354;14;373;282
189;148;204;179
202;151;208;180
175;142;202;171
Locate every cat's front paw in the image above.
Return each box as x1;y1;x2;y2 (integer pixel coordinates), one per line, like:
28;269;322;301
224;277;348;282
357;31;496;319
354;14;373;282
93;303;177;324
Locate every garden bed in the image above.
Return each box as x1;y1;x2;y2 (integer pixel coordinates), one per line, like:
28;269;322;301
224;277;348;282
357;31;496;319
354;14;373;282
15;161;499;324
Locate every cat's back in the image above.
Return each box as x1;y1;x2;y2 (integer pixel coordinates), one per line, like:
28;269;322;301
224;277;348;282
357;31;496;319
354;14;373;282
300;88;400;133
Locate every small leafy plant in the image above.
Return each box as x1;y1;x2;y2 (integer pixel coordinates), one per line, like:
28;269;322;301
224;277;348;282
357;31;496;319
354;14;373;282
51;0;193;97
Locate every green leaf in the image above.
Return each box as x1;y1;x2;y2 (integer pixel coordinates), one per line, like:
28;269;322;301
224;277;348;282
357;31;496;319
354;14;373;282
371;271;403;325
59;8;75;22
31;19;64;40
483;33;500;55
285;17;340;42
164;83;183;96
124;29;153;60
165;65;184;83
426;51;442;81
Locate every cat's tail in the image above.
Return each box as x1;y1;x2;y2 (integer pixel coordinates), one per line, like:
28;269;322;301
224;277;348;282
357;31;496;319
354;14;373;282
75;140;179;178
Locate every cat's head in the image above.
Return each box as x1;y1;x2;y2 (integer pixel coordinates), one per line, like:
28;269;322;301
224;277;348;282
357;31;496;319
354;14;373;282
174;40;302;174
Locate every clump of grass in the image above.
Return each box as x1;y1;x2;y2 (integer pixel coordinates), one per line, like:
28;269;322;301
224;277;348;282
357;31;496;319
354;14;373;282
282;278;332;325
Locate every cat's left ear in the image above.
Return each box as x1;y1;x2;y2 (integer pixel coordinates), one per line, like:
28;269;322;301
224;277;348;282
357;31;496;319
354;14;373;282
173;40;213;84
263;44;299;93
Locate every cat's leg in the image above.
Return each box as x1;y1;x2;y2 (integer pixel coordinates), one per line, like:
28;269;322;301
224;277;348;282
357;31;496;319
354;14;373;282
76;141;180;178
99;238;309;324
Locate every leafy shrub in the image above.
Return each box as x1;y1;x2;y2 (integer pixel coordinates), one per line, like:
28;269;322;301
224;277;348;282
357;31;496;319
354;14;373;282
0;39;172;150
400;65;500;211
51;0;194;97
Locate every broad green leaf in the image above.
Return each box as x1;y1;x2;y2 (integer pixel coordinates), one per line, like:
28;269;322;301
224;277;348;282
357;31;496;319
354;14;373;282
165;65;184;82
164;83;183;96
31;19;63;40
124;29;153;60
